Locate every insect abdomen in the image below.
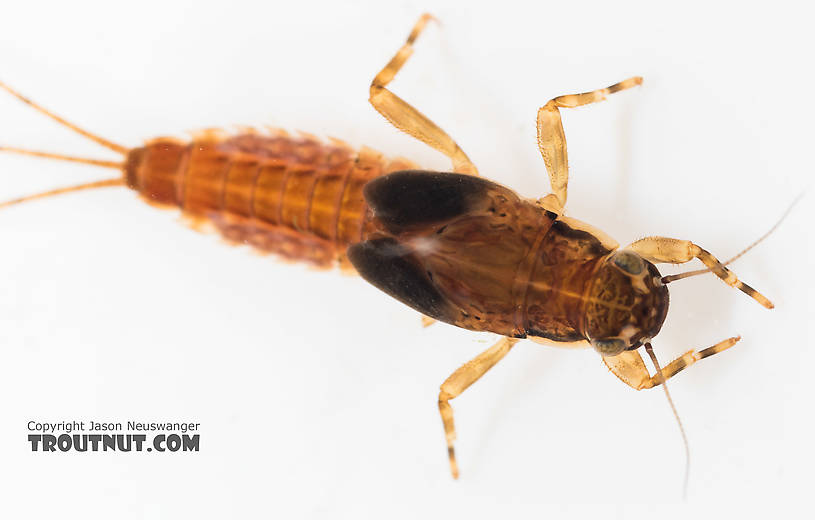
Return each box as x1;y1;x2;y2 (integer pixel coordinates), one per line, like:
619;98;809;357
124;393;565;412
124;132;415;265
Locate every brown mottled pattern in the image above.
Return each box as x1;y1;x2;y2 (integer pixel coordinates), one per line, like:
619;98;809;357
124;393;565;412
123;131;416;266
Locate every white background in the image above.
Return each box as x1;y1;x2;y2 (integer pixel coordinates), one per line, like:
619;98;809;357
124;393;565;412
0;0;811;517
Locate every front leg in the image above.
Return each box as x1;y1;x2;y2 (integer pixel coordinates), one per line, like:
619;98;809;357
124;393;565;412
626;236;773;308
603;336;741;390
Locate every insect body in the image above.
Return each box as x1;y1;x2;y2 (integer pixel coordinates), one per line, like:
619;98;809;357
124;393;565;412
124;132;419;267
0;14;775;483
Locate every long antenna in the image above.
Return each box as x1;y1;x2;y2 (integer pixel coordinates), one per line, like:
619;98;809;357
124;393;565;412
0;81;129;210
0;178;124;210
644;343;690;500
663;193;804;284
0;146;122;169
0;80;128;155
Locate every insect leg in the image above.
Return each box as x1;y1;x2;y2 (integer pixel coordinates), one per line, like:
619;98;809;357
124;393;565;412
438;337;518;478
603;336;740;390
369;14;478;176
626;236;774;308
536;77;642;212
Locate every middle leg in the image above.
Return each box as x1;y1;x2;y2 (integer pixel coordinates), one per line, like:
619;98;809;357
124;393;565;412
536;77;642;212
438;336;518;478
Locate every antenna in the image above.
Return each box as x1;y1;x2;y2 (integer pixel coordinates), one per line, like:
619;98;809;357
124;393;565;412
663;193;804;285
644;342;690;500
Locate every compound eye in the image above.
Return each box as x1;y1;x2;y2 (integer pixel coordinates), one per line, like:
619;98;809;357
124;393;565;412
613;251;644;275
591;337;627;357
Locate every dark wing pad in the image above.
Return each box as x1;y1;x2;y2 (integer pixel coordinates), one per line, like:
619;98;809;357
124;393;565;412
347;237;456;323
363;171;495;233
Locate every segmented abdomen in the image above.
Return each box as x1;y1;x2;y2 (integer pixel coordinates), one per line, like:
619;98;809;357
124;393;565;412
123;131;415;266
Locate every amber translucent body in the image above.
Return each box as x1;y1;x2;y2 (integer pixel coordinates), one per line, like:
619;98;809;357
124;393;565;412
125;135;646;344
124;132;415;266
346;171;660;344
0;14;778;486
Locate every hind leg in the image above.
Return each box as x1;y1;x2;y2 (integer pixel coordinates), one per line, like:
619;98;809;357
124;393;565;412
369;14;478;176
